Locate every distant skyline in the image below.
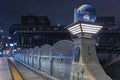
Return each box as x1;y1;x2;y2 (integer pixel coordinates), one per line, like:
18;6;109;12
0;0;120;26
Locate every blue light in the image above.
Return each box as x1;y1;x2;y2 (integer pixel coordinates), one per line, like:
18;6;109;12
13;43;17;46
0;29;3;32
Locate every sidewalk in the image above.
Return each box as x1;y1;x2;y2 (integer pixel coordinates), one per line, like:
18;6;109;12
9;57;47;80
0;57;12;80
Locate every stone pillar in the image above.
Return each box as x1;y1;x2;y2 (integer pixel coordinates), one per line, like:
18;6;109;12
70;37;112;80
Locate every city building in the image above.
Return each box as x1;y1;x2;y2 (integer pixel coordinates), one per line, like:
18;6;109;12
88;16;120;79
93;16;116;64
0;28;4;56
97;28;120;80
96;29;120;64
9;15;71;48
95;16;115;29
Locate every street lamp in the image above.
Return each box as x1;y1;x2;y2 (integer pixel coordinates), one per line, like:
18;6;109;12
66;21;112;80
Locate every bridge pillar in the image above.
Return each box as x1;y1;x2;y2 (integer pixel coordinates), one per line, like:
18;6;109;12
70;37;112;80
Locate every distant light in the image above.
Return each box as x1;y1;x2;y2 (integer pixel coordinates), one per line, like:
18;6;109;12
6;44;8;47
6;50;10;54
96;43;99;46
2;35;4;38
10;43;14;47
17;48;21;50
8;37;11;39
13;43;17;46
57;24;60;27
0;29;3;32
13;49;17;52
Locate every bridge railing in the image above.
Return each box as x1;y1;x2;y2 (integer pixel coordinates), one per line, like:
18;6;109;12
14;40;74;80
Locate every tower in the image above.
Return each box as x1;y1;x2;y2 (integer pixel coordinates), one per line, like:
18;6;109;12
66;22;112;80
66;4;111;79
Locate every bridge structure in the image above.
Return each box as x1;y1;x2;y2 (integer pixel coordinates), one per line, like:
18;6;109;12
0;22;112;80
0;39;112;80
0;40;75;80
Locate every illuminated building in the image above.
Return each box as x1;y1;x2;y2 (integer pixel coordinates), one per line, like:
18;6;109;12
9;15;71;48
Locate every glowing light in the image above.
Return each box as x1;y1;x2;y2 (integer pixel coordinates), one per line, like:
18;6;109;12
13;49;17;52
81;23;102;28
0;29;3;32
68;28;81;35
68;28;81;33
8;37;11;39
17;48;21;50
6;44;8;47
68;24;80;30
10;43;14;47
6;50;10;54
66;23;103;36
13;43;17;46
71;31;81;35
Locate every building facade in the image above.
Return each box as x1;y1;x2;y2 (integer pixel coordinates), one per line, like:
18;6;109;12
9;15;71;48
96;29;120;64
95;16;115;29
94;16;116;64
92;16;120;79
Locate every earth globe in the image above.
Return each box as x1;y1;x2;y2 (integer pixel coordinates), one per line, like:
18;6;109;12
76;4;96;22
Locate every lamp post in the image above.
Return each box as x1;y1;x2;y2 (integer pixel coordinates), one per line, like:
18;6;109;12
65;21;112;80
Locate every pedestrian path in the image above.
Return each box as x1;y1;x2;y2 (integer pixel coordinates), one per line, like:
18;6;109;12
9;57;47;80
0;57;12;80
8;58;23;80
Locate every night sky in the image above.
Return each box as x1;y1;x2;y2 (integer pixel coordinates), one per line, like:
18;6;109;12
0;0;120;28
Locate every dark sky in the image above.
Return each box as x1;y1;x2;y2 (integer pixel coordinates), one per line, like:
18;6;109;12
0;0;120;26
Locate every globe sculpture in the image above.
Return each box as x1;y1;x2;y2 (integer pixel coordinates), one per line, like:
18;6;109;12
76;4;96;22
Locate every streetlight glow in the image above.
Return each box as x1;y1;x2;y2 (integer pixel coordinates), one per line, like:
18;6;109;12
66;22;103;36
